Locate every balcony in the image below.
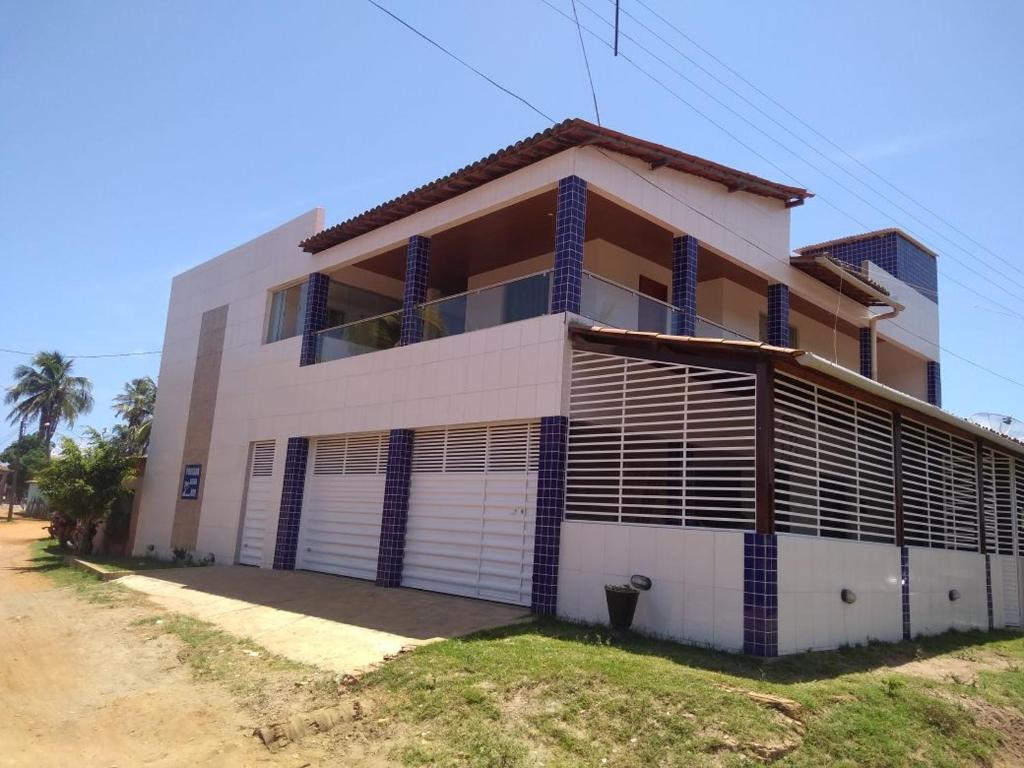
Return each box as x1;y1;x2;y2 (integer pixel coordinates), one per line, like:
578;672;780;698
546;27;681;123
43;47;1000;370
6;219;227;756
313;268;753;365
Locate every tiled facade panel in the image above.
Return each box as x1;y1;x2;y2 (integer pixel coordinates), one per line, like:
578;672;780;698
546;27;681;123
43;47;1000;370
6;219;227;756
272;437;310;570
376;428;414;587
299;272;330;366
743;532;778;657
531;416;568;614
550;175;587;314
802;232;938;304
926;361;942;407
985;555;994;630
671;235;698;336
859;327;873;378
399;236;431;345
901;547;911;640
766;284;790;348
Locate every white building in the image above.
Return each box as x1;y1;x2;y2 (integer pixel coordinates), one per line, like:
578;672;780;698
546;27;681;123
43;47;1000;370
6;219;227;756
133;120;1024;656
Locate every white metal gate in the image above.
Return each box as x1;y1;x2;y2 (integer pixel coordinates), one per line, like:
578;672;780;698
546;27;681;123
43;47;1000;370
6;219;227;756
403;422;538;606
296;433;388;580
238;440;276;566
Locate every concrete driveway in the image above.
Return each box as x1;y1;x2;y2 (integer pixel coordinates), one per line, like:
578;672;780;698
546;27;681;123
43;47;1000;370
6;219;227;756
118;566;531;674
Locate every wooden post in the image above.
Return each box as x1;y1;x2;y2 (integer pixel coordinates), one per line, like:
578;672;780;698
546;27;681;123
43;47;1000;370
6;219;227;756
755;360;775;535
976;440;987;554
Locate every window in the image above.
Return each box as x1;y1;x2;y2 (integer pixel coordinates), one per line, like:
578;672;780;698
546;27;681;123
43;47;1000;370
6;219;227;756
265;283;307;343
774;375;895;543
324;282;402;330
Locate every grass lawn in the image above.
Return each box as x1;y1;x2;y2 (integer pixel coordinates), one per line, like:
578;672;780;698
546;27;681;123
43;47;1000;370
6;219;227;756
28;536;1024;766
33;537;200;573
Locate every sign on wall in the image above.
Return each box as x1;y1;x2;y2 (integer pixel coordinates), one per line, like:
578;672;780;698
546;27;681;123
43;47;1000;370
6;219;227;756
180;464;202;500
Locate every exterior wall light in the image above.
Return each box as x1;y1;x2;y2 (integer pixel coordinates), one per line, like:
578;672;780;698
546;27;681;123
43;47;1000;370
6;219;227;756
630;574;653;591
841;588;857;604
949;589;961;602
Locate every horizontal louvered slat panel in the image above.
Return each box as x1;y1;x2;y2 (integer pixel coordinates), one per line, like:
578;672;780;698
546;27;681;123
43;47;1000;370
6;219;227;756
250;440;276;477
566;350;756;530
774;374;895;544
982;448;1016;556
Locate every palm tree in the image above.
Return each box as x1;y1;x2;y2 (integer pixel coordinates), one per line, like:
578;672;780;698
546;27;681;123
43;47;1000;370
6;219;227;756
112;376;157;455
5;351;94;452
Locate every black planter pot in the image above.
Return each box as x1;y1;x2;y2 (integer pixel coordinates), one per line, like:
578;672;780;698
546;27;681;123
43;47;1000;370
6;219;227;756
605;586;639;630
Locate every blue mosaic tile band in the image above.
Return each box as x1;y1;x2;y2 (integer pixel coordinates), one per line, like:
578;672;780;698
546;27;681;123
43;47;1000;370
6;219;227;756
376;429;414;587
743;532;778;657
551;175;587;315
985;554;994;630
531;416;569;615
272;437;310;570
671;235;698;336
801;231;938;304
766;284;790;348
926;361;942;407
299;273;330;366
901;546;911;641
859;327;873;378
399;236;431;345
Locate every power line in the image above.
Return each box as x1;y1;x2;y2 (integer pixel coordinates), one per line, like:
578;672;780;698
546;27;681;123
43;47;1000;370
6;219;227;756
0;347;161;359
627;0;1024;286
569;0;602;125
362;0;1024;393
558;0;1024;318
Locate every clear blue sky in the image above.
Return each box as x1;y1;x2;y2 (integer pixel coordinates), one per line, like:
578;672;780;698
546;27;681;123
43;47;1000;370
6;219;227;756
2;0;1022;444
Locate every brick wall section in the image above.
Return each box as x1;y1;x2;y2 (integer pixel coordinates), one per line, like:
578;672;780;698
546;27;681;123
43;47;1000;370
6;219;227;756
766;284;791;348
551;176;587;315
399;236;431;345
671;235;698;336
859;327;873;378
743;532;778;657
531;416;569;614
927;361;942;407
299;272;330;366
376;429;414;587
801;231;938;303
272;437;310;570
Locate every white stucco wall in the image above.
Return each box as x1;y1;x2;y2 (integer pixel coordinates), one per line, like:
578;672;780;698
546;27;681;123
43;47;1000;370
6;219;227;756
868;263;940;362
777;536;903;653
907;548;988;636
557;521;745;652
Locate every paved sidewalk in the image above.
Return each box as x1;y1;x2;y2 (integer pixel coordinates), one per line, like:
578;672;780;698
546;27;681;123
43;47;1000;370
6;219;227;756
118;566;531;674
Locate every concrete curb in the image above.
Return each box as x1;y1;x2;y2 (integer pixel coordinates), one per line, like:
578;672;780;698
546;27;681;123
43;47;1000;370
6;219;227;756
63;555;133;582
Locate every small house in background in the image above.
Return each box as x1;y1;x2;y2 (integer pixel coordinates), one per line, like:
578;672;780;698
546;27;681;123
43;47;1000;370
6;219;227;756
131;119;1024;656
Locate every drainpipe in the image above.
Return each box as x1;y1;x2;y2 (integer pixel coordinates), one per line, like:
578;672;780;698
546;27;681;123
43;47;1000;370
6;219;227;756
813;256;905;380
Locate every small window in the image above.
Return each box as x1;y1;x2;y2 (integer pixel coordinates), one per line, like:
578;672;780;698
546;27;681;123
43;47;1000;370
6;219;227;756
758;313;799;348
265;283;307;343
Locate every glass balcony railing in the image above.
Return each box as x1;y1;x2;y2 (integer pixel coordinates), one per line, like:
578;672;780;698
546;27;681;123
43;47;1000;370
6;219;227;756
420;271;552;342
580;271;754;341
316;309;403;363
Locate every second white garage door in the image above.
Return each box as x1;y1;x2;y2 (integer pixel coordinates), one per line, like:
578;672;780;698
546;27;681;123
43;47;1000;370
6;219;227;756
403;422;539;606
296;432;388;580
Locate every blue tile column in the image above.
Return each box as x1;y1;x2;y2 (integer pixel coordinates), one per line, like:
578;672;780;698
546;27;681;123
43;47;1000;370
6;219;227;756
859;327;874;378
272;437;310;569
985;555;994;630
926;361;942;407
531;416;569;615
399;235;431;346
743;532;778;657
766;284;790;348
550;176;587;315
671;235;698;336
376;429;414;587
900;546;911;641
299;273;330;366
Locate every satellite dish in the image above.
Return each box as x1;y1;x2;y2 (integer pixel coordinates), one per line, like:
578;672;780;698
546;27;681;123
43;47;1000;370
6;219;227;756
969;413;1024;440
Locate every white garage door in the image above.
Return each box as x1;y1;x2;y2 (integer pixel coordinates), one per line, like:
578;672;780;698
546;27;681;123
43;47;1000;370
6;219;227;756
296;432;388;580
238;440;276;566
403;422;538;606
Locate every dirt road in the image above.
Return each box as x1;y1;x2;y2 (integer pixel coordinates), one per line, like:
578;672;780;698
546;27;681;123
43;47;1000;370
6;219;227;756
0;519;327;768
